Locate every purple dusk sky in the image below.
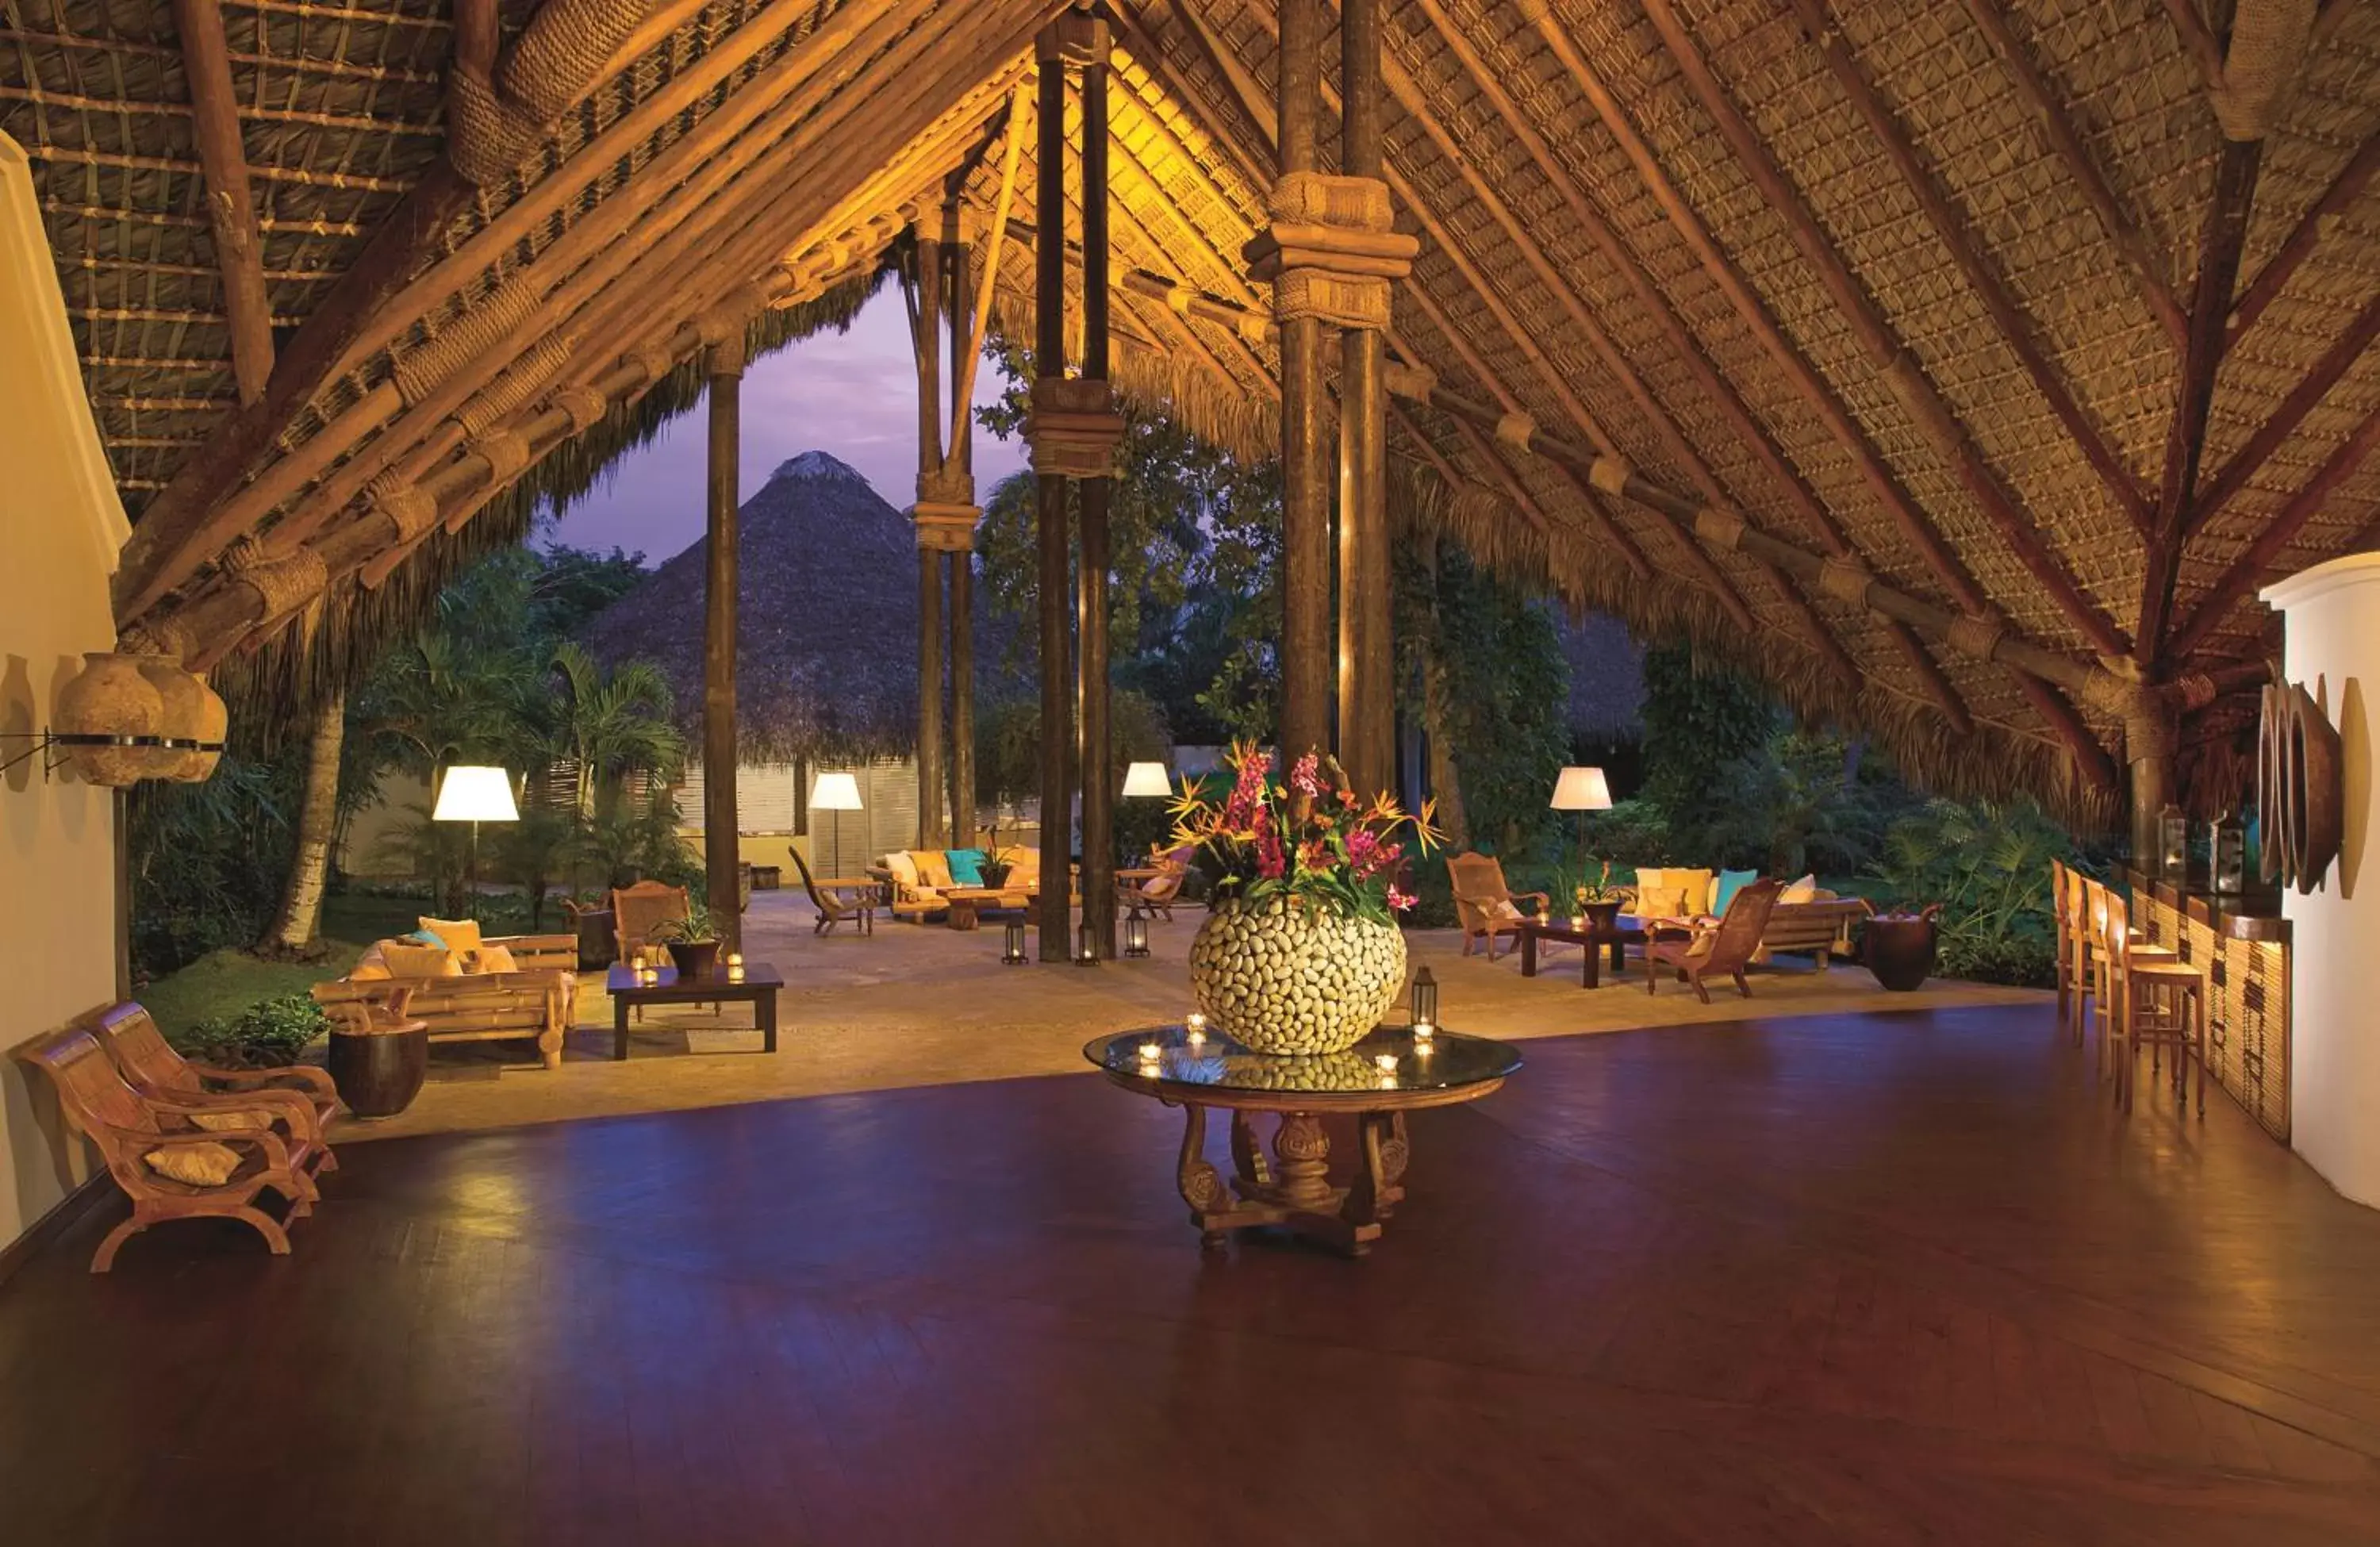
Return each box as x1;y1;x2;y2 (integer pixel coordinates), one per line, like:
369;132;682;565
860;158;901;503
543;289;1027;562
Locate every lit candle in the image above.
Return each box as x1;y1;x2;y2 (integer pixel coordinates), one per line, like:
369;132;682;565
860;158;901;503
1375;1053;1399;1073
1572;914;1586;931
1185;1011;1207;1035
725;950;743;969
1137;1040;1163;1064
1413;1018;1434;1042
1184;1025;1206;1046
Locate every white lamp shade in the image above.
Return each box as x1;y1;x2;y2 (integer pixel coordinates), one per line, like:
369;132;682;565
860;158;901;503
809;771;865;811
432;765;520;823
1122;761;1172;798
1549;766;1613;812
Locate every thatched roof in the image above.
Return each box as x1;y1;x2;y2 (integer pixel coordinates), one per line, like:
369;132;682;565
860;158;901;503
13;0;2380;824
580;450;923;762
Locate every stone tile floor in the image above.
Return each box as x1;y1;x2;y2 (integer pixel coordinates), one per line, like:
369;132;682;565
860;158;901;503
340;890;2044;1142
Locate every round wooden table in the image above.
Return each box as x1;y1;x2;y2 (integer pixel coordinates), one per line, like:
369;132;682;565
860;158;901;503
1085;1025;1522;1257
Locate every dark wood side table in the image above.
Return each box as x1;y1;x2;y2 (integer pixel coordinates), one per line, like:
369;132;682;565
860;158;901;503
1518;913;1645;988
1087;1025;1522;1257
605;962;783;1061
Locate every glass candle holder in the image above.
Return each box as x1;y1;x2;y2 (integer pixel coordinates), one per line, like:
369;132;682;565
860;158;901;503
1374;1053;1399;1073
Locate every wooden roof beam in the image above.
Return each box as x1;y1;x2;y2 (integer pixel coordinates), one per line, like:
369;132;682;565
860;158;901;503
1640;0;2128;660
2138;137;2263;662
2229;130;2380;343
2186;288;2380;539
2158;0;2231;93
1787;0;2152;532
1518;2;1987;616
1952;0;2186;346
2166;401;2380;661
172;0;272;405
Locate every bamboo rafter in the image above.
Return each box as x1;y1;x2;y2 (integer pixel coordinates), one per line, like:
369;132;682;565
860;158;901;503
2229;130;2380;343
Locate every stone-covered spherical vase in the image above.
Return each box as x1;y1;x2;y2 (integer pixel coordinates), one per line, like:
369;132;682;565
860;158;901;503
55;651;163;787
1188;898;1407;1055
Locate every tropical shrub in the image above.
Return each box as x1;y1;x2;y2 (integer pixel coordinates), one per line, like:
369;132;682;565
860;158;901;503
175;993;328;1069
129;750;298;978
1867;799;2079;988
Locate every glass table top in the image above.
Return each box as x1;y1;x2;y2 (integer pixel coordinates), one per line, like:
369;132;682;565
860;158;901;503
1085;1024;1522;1097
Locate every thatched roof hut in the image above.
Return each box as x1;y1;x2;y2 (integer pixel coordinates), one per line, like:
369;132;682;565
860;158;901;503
581;450;924;763
13;0;2380;829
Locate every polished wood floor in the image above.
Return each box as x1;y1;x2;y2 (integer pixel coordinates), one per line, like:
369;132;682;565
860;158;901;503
6;1004;2380;1545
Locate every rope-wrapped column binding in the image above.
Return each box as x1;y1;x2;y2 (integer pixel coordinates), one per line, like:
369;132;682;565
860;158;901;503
1242;170;1418;331
447;0;649;186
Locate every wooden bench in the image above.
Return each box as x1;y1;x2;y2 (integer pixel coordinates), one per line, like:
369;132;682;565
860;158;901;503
314;933;578;1069
1752;896;1869;969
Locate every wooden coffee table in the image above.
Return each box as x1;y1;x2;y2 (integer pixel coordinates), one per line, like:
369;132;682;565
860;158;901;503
1518;915;1647;988
1087;1024;1522;1257
605;962;783;1060
945;886;1031;930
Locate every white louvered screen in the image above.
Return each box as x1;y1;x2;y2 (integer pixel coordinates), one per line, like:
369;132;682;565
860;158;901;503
866;758;919;856
738;762;797;833
674;767;704;833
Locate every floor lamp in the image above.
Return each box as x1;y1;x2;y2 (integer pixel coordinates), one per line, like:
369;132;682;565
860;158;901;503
809;770;863;877
1549;766;1612;896
432;765;519;922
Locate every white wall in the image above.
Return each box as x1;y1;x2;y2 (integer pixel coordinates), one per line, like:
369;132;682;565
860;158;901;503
0;132;130;1250
2263;553;2380;1207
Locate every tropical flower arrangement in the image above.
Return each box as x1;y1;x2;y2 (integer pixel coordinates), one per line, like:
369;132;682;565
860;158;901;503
1168;742;1440;924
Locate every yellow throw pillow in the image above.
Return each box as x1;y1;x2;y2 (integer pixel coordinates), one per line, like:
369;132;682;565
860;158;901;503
146;1141;241;1187
1633;868;1666;909
381;941;461;978
419;916;484;954
1780;873;1819;904
190;1110;268;1132
348;958;393;981
1007;848;1042;883
466;943;519;974
913;850;955;890
1666;869;1716;916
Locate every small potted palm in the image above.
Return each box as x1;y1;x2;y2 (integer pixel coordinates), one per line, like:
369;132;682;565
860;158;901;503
1564;858;1627;931
649;899;723;978
978;818;1019;890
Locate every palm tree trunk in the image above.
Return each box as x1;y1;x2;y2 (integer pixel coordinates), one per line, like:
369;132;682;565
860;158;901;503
1422;656;1468;850
261;689;344;956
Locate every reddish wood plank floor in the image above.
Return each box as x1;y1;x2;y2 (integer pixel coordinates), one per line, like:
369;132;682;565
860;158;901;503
6;1004;2380;1545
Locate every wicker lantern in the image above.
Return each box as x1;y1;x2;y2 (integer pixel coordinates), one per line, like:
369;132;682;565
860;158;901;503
53;651;163;786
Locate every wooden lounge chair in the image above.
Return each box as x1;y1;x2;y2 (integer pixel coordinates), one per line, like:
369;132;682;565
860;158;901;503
17;1024;331;1272
90;1001;338;1142
791;846;879;935
1448;852;1550;960
1119;844;1193;921
1644;878;1783;1003
610;880;690;961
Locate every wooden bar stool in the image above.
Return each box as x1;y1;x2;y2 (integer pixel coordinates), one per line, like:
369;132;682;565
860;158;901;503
2082;877;2172;1081
2052;861;2096;1048
2096;889;2207;1117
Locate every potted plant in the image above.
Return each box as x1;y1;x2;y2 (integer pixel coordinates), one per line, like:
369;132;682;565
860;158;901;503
1564;858;1627;930
1861;903;1943;992
650;899;723;977
978;819;1018;889
1172;743;1439;1054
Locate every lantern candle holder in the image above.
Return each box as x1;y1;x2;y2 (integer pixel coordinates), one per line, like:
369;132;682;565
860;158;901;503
2158;802;2190;884
2211;810;2248;896
1122;912;1150;958
1410;965;1438;1030
1076;923;1099;965
1184;1011;1207;1046
724;950;745;983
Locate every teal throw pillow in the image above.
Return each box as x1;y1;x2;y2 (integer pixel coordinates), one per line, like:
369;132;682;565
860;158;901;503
1713;869;1760;917
946;848;988;887
403;927;447;947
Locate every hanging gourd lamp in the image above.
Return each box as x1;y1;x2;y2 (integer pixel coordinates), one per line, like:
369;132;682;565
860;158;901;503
53;651;163;786
134;655;207;780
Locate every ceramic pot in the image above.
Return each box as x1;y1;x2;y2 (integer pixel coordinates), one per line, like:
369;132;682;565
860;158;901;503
1862;907;1941;992
54;651;162;786
666;939;721;978
1188;899;1407;1054
328;1023;428;1118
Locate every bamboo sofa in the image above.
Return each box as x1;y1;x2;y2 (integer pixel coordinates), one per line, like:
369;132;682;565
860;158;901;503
313;931;578;1070
1630;868;1867;971
876;846;1072;922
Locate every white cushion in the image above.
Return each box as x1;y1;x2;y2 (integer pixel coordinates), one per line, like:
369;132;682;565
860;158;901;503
884;851;919;888
1780;873;1818;904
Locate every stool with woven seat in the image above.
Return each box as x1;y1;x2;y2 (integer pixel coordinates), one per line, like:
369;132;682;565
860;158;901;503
2094;887;2207;1117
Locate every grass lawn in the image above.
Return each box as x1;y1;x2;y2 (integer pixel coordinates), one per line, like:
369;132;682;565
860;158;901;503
132;894;431;1041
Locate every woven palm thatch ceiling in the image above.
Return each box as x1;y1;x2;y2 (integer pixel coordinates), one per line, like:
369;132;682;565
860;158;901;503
6;0;2378;824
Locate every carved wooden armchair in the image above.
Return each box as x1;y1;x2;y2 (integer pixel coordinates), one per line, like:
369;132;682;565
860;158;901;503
1447;852;1549;960
18;1025;331;1272
1644;878;1783;1004
1119;844;1194;922
610;880;690;961
90;1001;337;1142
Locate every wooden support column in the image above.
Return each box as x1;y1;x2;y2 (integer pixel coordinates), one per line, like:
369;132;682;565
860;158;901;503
945;196;978;850
1033;27;1075;962
911;229;949;847
703;335;745;952
1272;0;1331;767
1078;37;1115;959
1336;0;1395;799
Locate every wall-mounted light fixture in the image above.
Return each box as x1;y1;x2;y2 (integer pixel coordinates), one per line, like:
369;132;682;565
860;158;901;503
2;647;226;786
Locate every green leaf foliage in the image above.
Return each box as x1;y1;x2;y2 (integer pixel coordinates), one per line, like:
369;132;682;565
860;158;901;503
176;992;328;1069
